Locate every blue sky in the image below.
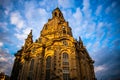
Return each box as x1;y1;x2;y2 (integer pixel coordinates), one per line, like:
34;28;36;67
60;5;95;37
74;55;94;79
0;0;120;79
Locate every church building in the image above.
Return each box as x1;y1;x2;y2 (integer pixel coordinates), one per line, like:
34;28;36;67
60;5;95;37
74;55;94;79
10;7;96;80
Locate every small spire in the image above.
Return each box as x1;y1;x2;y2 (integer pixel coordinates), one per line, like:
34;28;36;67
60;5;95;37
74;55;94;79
56;2;58;8
79;36;82;42
79;36;84;48
28;29;32;37
27;29;33;41
30;29;32;33
24;30;33;49
26;29;33;40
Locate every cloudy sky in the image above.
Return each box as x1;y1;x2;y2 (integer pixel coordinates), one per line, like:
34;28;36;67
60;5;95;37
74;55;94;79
0;0;120;79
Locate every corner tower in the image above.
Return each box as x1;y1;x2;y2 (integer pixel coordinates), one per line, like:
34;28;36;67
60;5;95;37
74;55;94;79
11;7;96;80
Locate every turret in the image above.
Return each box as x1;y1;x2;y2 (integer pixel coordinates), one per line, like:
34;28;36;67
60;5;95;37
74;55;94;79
24;30;33;49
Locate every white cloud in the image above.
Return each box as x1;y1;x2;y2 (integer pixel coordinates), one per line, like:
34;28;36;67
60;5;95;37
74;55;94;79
105;2;116;14
14;27;32;41
24;1;48;26
38;8;48;16
39;0;46;6
10;11;32;48
24;1;35;20
86;43;92;49
85;33;93;39
22;27;32;35
0;42;3;47
4;8;10;15
0;22;8;32
95;22;107;41
96;5;102;15
92;41;100;52
24;1;51;39
18;28;33;45
105;6;111;14
12;1;50;47
58;0;74;8
82;0;89;11
73;8;82;22
66;8;83;38
14;33;27;41
95;65;106;73
96;22;104;31
63;6;95;41
82;0;91;18
0;57;8;62
62;9;72;20
10;11;25;30
101;39;108;48
39;0;57;11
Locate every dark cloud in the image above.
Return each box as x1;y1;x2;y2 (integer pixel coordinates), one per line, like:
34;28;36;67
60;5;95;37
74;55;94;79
0;31;12;43
94;43;120;80
0;49;14;76
0;0;12;9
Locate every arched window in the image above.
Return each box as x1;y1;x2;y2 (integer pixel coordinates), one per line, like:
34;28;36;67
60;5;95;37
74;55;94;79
63;53;68;59
63;53;69;65
54;12;57;16
45;56;51;80
62;53;70;80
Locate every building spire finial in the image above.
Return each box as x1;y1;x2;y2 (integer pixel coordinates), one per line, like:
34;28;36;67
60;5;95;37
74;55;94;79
29;29;32;36
57;2;59;8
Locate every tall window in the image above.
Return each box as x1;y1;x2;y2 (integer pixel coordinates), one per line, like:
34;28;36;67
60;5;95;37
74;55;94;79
63;67;69;73
28;59;34;80
45;56;51;80
63;53;68;59
62;53;70;80
63;73;70;80
30;59;34;71
63;53;69;64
